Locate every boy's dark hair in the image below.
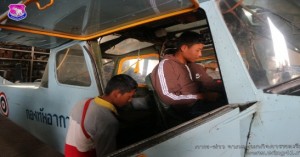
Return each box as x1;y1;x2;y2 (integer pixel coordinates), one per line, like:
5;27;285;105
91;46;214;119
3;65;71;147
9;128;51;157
164;31;205;54
105;74;138;95
177;31;205;48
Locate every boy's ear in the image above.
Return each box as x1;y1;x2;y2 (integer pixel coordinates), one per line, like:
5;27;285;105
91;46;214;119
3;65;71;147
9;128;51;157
111;89;122;98
180;44;188;52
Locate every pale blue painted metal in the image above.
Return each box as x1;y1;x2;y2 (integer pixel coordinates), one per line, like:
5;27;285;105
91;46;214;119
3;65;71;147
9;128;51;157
0;41;99;153
128;104;257;157
247;92;300;157
202;0;258;104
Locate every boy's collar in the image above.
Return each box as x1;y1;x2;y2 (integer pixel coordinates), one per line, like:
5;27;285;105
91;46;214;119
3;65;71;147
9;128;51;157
94;96;118;115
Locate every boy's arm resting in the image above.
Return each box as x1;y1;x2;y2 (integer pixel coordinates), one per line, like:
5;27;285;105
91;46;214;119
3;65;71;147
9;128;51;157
189;63;223;91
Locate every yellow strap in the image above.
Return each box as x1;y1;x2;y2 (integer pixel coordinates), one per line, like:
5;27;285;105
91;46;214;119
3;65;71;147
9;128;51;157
134;60;140;73
94;97;118;115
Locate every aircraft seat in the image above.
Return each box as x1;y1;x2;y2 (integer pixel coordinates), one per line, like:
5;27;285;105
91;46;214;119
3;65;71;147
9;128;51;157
145;74;184;129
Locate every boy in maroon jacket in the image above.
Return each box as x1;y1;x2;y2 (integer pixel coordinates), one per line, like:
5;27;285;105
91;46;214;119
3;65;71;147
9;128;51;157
151;31;222;120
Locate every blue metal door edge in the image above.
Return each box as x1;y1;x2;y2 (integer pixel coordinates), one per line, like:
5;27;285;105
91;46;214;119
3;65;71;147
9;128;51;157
107;103;256;157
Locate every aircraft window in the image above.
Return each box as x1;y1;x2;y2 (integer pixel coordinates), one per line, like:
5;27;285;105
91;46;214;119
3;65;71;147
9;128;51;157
196;46;220;80
109;9;229;151
54;6;86;35
98;35;120;44
219;0;300;89
56;44;91;86
102;59;115;85
0;70;6;78
197;61;221;80
117;54;159;86
105;38;153;55
40;63;49;88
